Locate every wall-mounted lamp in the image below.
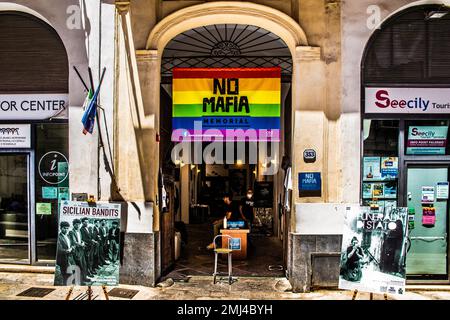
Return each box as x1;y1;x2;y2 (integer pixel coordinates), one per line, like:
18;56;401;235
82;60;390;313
425;7;449;20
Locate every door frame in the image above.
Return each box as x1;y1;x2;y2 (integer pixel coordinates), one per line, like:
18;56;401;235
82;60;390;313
402;161;450;284
0;150;35;265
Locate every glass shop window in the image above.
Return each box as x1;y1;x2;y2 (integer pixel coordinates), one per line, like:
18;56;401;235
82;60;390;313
35;123;69;262
405;120;450;156
362;120;399;211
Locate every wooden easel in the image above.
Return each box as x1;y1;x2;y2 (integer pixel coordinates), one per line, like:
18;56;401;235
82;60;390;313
352;289;388;300
65;285;109;300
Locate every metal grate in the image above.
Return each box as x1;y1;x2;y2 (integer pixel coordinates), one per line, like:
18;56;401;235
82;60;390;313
161;56;292;77
17;287;55;298
107;288;139;299
363;4;450;85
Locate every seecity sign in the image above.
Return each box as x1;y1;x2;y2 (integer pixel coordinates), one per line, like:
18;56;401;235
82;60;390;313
0;94;68;120
365;88;450;114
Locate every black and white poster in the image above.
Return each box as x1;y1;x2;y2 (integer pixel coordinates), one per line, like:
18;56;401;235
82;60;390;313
339;206;408;295
54;201;121;286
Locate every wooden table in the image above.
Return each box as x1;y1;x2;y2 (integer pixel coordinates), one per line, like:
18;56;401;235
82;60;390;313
220;229;250;260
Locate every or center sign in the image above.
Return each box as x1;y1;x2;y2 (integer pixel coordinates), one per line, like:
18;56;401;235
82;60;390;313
38;151;69;185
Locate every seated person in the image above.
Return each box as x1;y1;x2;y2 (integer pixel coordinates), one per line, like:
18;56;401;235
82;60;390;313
206;193;245;250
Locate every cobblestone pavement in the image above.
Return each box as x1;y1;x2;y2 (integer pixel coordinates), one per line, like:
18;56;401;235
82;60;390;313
1;272;450;300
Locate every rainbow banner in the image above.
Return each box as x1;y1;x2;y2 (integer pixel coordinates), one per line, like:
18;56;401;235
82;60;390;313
172;67;281;142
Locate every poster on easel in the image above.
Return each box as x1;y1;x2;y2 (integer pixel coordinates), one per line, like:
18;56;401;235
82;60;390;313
54;200;121;286
338;206;408;295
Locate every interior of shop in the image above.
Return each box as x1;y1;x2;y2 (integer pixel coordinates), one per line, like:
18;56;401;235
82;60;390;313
157;24;293;280
0;123;68;264
165;161;287;278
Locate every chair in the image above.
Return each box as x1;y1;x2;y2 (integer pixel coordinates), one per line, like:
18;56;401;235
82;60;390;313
212;234;233;284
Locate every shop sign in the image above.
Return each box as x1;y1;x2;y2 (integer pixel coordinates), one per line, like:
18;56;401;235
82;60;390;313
0;124;31;148
436;182;449;200
172;68;280;142
338;206;408;295
0;94;68;120
38;151;69;185
407;126;448;155
54;201;121;286
365;88;450;114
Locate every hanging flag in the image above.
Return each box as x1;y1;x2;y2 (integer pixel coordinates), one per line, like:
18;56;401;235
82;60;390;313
81;68;106;135
82;89;93;111
172;67;281;142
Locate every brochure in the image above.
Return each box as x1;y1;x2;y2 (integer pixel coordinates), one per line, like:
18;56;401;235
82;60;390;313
363;157;381;181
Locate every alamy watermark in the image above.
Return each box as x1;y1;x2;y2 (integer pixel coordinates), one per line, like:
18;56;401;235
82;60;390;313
171;121;280;175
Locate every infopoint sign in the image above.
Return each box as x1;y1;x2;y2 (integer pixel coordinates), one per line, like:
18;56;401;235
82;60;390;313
171;67;281;142
365;88;450;114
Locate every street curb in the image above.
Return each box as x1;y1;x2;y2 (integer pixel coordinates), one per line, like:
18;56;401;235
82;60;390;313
406;285;450;292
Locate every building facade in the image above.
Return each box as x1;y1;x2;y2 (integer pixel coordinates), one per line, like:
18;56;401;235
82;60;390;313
0;0;116;264
343;0;450;285
115;0;342;291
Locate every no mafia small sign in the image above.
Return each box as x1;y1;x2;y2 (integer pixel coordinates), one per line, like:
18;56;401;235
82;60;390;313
299;172;321;197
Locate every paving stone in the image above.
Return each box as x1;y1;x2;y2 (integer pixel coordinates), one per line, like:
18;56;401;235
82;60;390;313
1;272;450;300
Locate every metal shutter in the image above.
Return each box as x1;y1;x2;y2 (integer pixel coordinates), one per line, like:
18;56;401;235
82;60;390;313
363;5;450;85
0;12;68;93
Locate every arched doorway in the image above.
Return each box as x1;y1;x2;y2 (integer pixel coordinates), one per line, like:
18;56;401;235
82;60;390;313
158;23;293;279
361;4;450;282
130;2;320;286
0;11;69;264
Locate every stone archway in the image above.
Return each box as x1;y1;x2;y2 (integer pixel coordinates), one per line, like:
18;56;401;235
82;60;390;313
146;1;321;281
146;2;308;54
135;1;321;209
